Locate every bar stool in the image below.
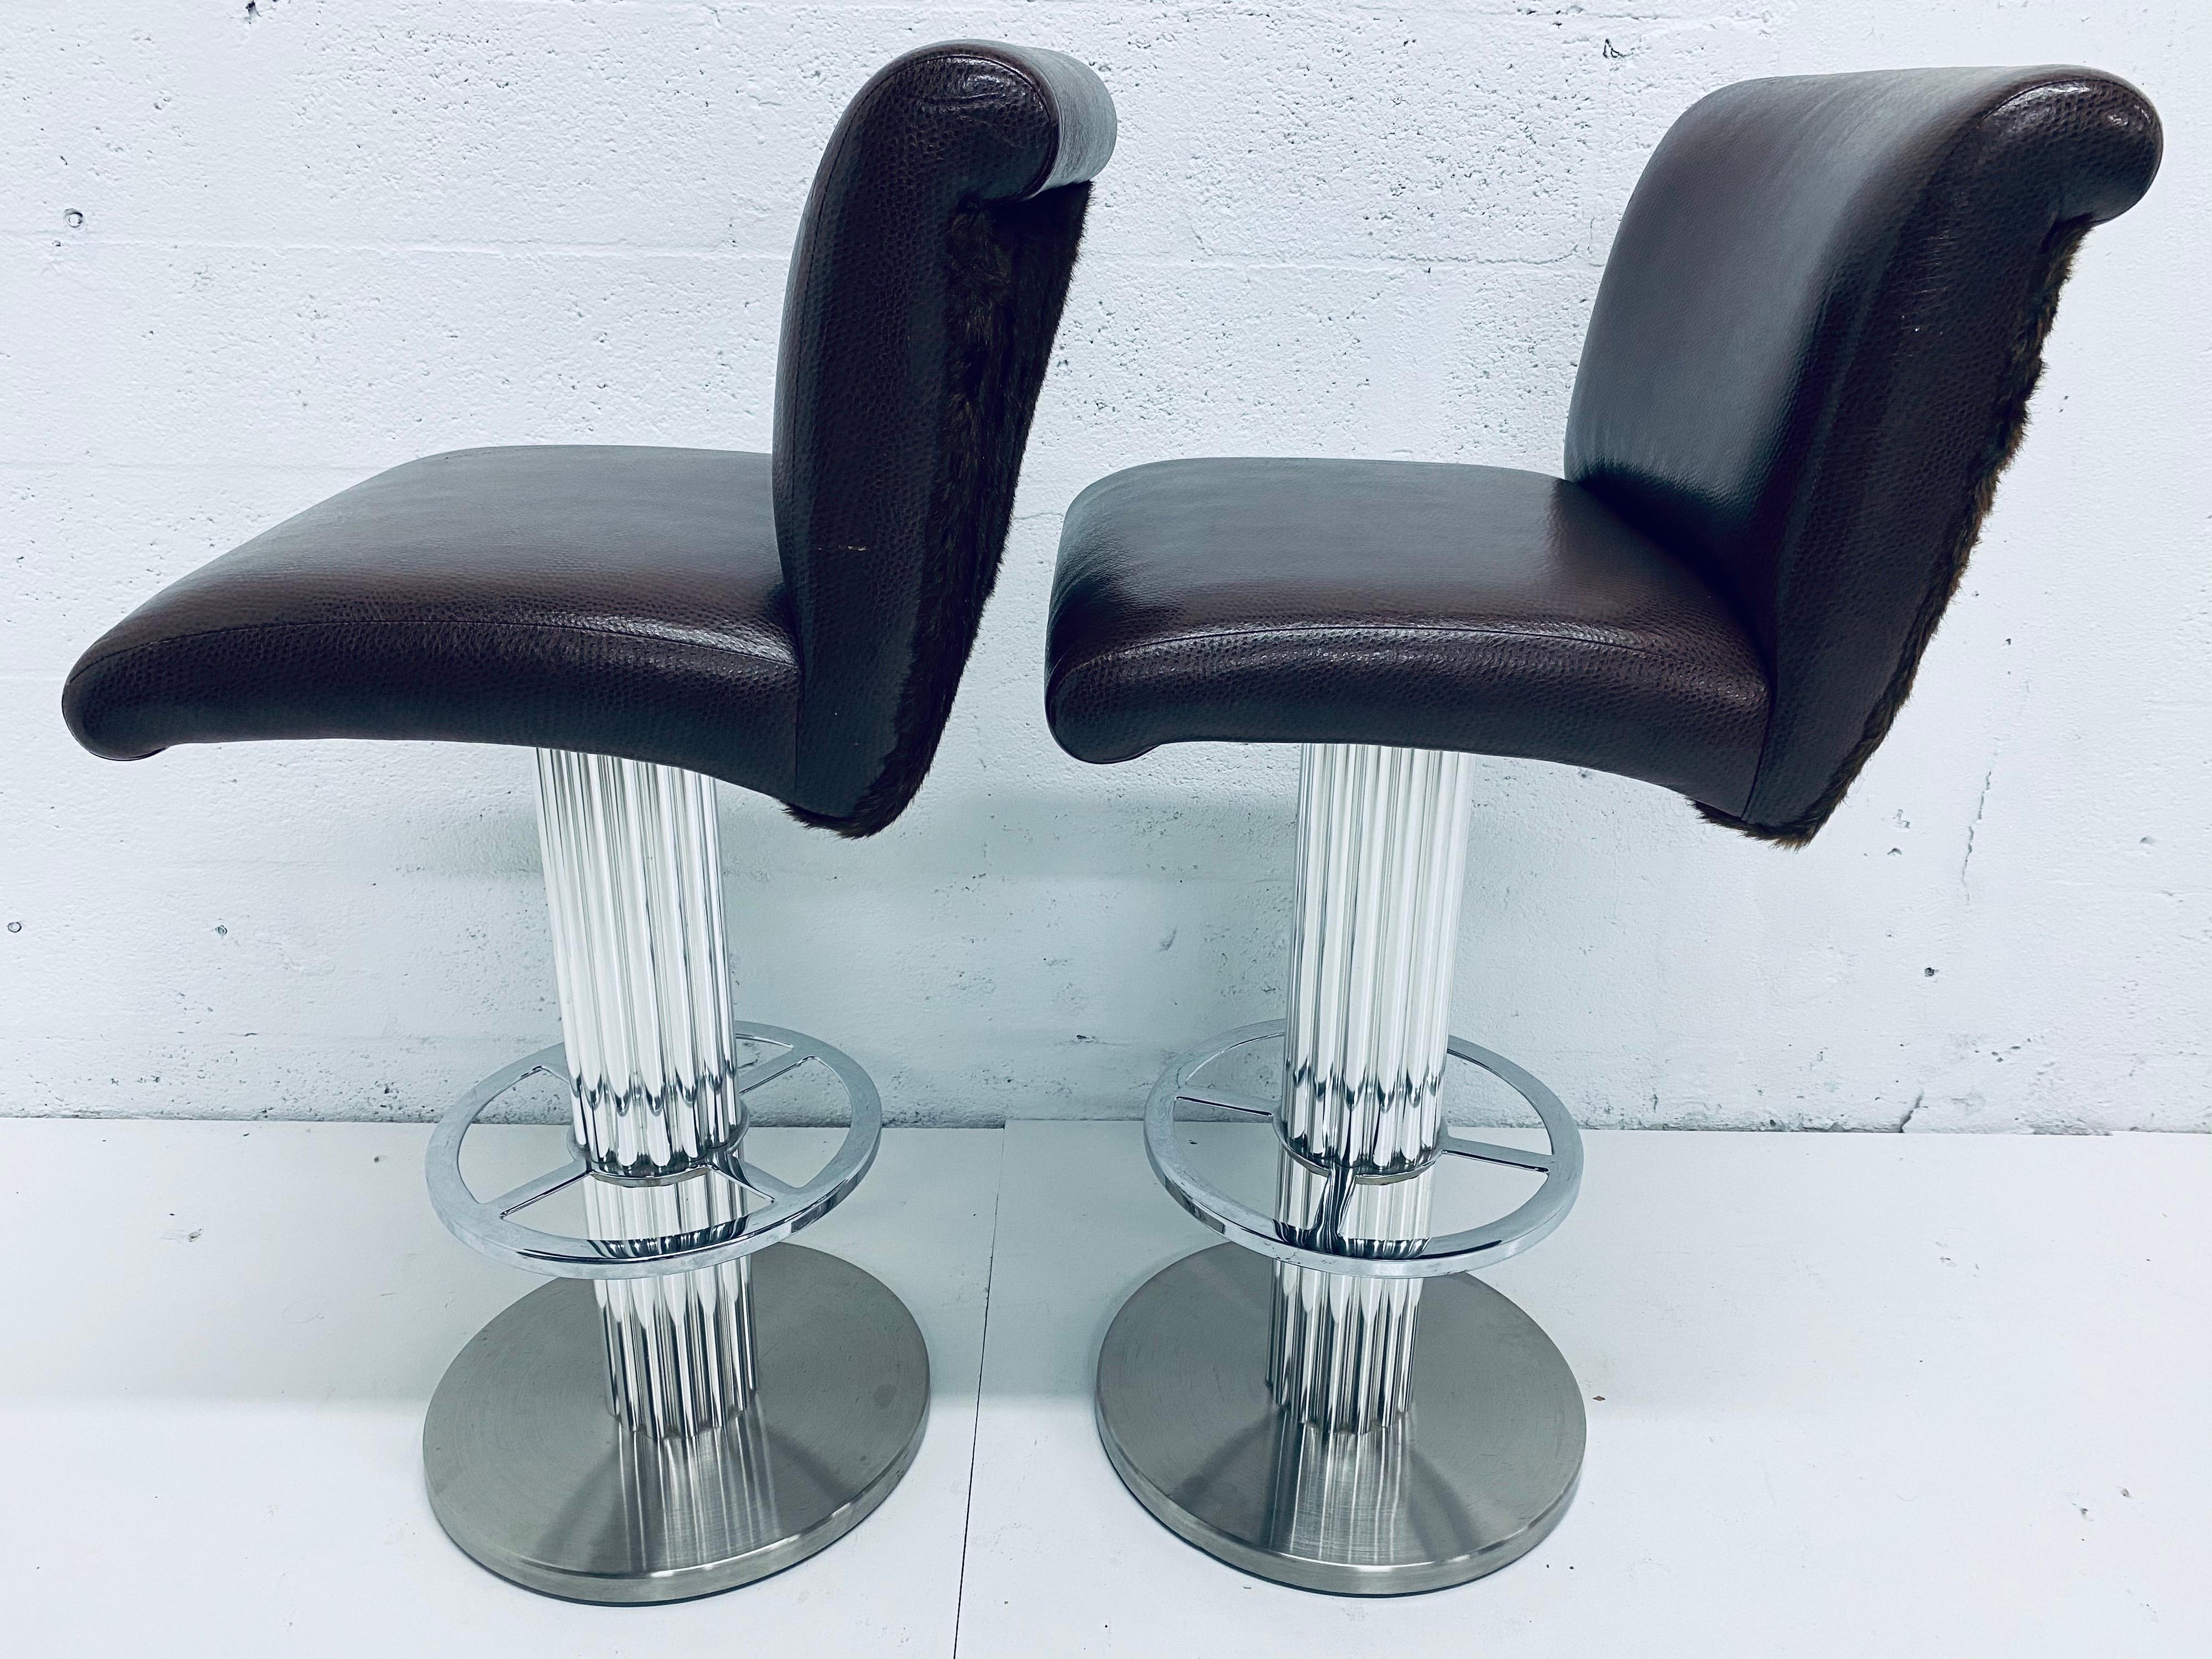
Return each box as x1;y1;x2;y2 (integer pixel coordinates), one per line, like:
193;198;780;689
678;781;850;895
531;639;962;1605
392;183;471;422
1046;66;2157;1594
62;41;1114;1603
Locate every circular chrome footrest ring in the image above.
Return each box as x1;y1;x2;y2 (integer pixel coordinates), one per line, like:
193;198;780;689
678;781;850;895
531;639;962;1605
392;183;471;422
424;1021;883;1280
1145;1020;1583;1280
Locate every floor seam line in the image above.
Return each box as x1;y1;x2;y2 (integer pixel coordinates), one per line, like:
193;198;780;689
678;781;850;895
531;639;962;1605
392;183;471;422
949;1126;1009;1659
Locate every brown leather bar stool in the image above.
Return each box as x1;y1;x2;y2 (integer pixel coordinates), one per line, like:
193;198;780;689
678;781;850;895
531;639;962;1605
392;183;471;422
1048;66;2158;1594
62;41;1113;1603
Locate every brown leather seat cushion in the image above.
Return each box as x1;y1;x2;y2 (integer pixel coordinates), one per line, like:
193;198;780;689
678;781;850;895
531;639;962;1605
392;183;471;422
63;445;801;798
62;43;1117;836
1047;457;1771;814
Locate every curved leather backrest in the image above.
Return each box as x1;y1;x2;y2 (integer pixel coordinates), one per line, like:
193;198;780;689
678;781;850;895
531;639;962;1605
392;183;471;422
774;41;1114;834
1564;67;2159;842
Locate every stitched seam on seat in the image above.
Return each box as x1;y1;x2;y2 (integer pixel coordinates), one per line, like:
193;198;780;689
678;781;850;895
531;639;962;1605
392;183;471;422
1047;619;1760;709
64;613;798;690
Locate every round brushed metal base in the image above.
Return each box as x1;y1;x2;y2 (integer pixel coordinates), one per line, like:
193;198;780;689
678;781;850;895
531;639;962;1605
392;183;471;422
425;1244;928;1604
1095;1244;1584;1596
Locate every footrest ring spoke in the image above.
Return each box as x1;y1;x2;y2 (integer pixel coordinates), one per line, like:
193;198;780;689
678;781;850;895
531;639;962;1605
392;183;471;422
424;1022;882;1280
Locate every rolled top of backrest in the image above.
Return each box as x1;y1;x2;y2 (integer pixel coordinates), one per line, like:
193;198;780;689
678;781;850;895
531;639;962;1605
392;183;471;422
773;41;1115;834
1565;66;2159;841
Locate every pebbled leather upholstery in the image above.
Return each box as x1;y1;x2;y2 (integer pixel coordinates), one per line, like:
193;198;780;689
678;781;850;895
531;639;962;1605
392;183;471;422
1048;66;2157;842
65;447;801;795
1050;460;1771;812
65;41;1115;836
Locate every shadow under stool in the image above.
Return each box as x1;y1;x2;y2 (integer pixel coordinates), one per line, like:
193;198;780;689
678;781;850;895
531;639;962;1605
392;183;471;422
61;39;1115;1604
1045;65;2159;1596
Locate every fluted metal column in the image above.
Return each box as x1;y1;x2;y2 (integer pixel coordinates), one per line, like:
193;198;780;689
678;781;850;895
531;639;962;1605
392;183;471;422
1094;741;1583;1593
535;749;755;1437
1269;743;1474;1431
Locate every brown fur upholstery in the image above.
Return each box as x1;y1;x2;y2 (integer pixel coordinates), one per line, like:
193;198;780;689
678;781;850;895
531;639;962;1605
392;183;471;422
789;181;1092;836
1696;217;2092;847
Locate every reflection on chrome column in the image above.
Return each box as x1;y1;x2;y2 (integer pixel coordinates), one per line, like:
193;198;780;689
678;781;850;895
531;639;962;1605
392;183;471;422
1271;742;1472;1432
536;748;757;1436
583;1173;756;1437
1258;1406;1412;1567
609;1404;781;1575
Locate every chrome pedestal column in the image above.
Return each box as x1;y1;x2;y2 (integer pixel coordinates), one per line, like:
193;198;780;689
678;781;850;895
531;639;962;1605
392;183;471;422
539;750;758;1438
1096;743;1585;1595
422;753;928;1604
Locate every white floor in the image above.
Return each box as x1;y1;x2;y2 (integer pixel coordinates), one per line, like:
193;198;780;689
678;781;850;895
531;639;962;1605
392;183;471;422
3;1120;2205;1657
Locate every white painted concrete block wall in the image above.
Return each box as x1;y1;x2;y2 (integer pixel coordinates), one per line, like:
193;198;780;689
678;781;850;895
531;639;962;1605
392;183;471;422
6;2;2206;1131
